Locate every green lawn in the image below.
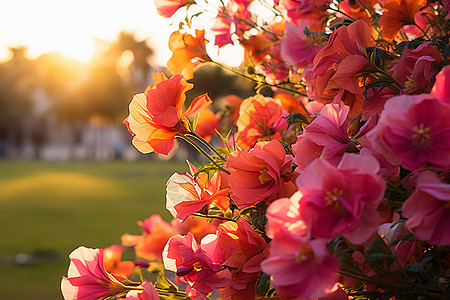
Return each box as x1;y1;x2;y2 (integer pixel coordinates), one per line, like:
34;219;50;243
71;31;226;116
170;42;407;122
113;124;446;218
0;159;186;299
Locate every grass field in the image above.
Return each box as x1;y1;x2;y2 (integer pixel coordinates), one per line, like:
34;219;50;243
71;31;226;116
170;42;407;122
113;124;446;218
0;159;186;299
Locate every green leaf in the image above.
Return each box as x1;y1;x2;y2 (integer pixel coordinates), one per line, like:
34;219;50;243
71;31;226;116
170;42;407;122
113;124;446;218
282;112;310;130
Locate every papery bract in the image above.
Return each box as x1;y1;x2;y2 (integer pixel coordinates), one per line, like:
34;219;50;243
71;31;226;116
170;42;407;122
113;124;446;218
261;226;338;299
402;171;450;246
103;245;135;277
163;233;232;299
295;153;385;244
123;71;212;155
167;30;211;80
166;162;229;221
154;0;194;18
61;247;134;300
121;215;177;261
431;65;450;104
226;140;295;208
366;93;450;171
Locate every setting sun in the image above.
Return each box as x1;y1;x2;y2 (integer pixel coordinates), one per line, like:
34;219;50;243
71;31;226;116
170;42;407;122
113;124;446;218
0;0;174;64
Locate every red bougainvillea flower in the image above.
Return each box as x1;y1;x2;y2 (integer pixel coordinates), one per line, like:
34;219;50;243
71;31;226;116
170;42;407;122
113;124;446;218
235;94;289;149
261;224;338;299
402;171;450;246
163;233;232;299
103;245;135;277
61;247;138;300
366;93;450;171
226;140;296;209
154;0;195;18
123;70;212;155
121;215;177;261
308;20;373;117
216;219;268;299
166;161;229;221
167;29;211;79
432;65;450;104
295;153;386;244
171;215;220;243
124;280;159;300
379;0;427;42
390;42;443;94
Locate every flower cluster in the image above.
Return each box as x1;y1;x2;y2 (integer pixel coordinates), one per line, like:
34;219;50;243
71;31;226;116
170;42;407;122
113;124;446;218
62;0;450;299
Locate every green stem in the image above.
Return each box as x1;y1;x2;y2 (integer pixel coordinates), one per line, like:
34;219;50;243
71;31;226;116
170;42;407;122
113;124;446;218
186;131;225;161
328;6;356;21
193;212;237;222
178;135;231;175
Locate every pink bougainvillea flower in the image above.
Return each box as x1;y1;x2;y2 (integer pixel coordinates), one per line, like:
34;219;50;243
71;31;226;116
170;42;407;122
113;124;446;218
61;247;137;300
216;219;267;297
390;42;443;94
163;233;232;299
296;153;386;244
281;20;323;69
166;161;229;221
309;20;373;117
121;215;177;261
103;245;135;277
124;280;159;300
235;94;289;149
226;140;296;209
277;0;330;25
167;29;211;79
300;104;355;166
402;171;450;246
261;225;338;299
123;71;212;155
431;65;450;104
154;0;195;18
366;93;450;171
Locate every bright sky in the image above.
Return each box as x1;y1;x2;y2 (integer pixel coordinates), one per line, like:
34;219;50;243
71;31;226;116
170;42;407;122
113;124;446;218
0;0;175;65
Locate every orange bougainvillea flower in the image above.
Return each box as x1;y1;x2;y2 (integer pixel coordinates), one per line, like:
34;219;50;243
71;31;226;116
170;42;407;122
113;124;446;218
123;71;212;155
103;245;135;277
167;29;211;79
379;0;427;42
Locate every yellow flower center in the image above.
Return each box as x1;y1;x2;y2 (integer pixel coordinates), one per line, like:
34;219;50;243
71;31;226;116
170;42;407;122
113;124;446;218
325;187;343;208
412;123;430;145
258;168;272;184
295;245;314;263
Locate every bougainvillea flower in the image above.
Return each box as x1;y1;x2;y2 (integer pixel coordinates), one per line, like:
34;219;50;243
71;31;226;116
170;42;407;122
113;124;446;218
124;280;159;300
402;171;450;246
166;161;229;220
431;65;450;104
172;215;220;243
61;247;136;300
217;220;267;292
366;93;450;171
281;20;323;69
167;29;211;79
261;226;338;299
296;153;386;244
154;0;195;18
390;42;443;94
193;108;220;142
123;71;212;155
121;215;177;261
379;0;427;42
235;94;289;148
226;140;295;208
277;0;330;24
163;233;232;299
103;245;135;277
308;20;373;116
